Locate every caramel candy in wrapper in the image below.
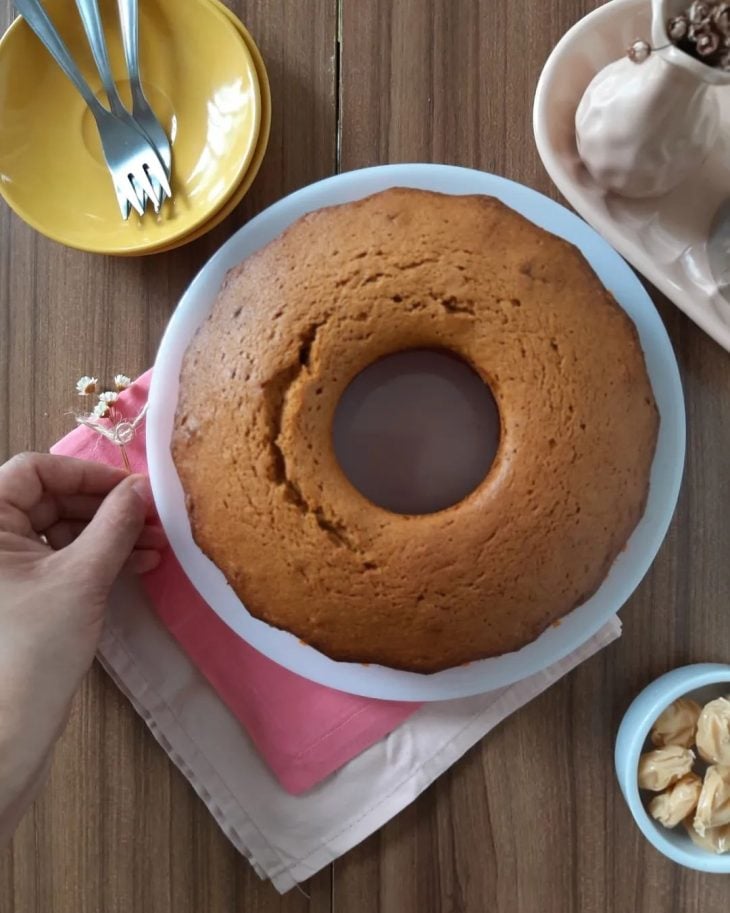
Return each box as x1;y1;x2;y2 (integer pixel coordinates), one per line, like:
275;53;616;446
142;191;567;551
650;698;702;749
638;746;695;791
649;773;703;828
693;765;730;837
696;696;730;765
684;818;730;854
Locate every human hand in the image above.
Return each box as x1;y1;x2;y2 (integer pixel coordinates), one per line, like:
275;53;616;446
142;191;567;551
0;453;166;844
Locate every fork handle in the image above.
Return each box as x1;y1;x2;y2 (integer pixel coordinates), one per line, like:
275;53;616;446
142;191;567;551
74;0;126;117
14;0;105;115
116;0;141;90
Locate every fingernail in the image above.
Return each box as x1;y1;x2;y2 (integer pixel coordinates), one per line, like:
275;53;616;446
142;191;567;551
130;475;153;507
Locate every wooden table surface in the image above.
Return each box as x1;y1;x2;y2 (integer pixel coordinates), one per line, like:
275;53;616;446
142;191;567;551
1;0;729;910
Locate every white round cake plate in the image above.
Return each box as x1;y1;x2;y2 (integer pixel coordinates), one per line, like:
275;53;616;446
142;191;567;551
148;163;685;702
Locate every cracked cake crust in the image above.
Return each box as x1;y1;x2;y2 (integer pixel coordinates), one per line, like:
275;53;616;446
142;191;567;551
172;188;659;672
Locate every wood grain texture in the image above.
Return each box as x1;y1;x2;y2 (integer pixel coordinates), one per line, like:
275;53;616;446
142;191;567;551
336;2;730;912
0;1;337;911
1;0;729;911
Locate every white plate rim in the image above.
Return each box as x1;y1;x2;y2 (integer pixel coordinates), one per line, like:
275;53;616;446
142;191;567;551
148;162;685;702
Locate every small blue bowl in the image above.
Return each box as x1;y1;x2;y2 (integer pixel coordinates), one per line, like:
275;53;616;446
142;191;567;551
615;663;730;873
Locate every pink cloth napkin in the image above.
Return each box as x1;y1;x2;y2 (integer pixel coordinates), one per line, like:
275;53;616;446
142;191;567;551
52;371;418;794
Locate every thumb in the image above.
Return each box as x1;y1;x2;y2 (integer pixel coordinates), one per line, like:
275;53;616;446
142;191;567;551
66;474;153;588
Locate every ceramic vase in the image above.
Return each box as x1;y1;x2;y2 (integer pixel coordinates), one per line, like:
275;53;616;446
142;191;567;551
575;0;730;198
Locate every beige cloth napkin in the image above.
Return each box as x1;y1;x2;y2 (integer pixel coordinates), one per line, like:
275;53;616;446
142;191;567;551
101;578;621;893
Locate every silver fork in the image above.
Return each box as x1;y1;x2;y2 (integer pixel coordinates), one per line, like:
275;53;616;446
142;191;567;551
74;0;170;213
117;0;171;180
14;0;169;218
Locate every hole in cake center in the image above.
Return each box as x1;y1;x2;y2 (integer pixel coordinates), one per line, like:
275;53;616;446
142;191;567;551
332;349;500;515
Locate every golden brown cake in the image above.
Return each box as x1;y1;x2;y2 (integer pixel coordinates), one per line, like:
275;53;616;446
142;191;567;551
172;188;659;673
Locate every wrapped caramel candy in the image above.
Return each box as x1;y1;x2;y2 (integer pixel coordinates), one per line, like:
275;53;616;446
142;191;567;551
684;818;730;854
696;696;730;765
693;765;730;836
649;773;703;828
650;698;701;748
638;746;695;791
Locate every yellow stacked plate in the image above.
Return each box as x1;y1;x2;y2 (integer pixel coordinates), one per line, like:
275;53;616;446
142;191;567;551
0;0;270;255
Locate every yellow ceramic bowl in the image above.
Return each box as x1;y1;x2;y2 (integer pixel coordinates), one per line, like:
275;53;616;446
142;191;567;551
133;3;271;255
0;0;260;255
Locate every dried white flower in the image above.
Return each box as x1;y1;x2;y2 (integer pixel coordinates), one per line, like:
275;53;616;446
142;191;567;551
71;371;147;474
76;376;98;395
75;402;148;474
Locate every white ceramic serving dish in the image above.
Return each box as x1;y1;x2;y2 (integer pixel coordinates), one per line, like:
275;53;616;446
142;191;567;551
534;0;730;352
616;664;730;873
148;163;685;702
